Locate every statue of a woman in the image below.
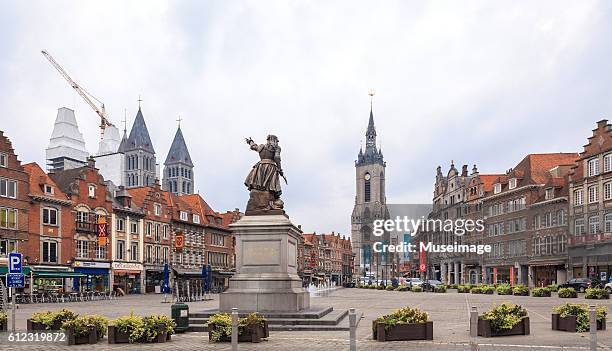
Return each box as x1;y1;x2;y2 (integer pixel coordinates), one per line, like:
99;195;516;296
244;135;285;213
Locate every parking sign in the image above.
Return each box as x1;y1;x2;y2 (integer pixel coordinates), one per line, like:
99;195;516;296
8;252;22;274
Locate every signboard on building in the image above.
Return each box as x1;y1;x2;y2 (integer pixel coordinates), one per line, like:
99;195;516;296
112;262;143;271
419;243;426;273
175;233;184;249
73;260;111;269
8;252;22;274
97;216;107;246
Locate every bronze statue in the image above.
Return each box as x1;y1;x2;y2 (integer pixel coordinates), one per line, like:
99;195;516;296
244;135;286;214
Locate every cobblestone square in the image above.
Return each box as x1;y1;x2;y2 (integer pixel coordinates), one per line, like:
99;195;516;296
1;288;611;350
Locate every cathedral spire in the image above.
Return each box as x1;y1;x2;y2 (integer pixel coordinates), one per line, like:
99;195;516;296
356;91;384;166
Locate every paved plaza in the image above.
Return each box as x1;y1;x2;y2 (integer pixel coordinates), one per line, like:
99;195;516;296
0;288;611;350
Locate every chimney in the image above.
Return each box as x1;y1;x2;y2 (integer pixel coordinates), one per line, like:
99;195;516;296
471;164;478;175
461;165;468;177
87;156;96;168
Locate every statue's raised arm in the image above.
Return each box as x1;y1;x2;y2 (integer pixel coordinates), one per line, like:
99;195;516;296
244;135;285;215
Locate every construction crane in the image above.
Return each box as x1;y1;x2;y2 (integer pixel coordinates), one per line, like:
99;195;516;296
41;50;113;140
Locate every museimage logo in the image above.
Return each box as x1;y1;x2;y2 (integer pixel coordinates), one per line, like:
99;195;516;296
370;204;492;255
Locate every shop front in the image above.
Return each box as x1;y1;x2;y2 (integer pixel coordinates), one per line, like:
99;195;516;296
72;261;111;292
145;267;164;293
211;270;234;292
112;262;143;294
531;262;566;287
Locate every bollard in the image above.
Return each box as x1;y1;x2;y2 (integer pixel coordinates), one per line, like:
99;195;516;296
349;308;357;351
589;305;597;351
231;308;238;351
469;306;478;351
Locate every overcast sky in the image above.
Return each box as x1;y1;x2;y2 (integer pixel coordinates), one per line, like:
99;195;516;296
1;1;611;237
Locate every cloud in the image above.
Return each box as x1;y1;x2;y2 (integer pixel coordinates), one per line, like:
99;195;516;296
0;0;610;236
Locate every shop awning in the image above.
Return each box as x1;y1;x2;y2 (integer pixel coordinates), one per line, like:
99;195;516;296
34;272;87;278
173;268;203;278
0;266;31;275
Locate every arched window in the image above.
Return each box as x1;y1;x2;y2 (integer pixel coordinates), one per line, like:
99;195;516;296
182;181;186;193
364;173;371;203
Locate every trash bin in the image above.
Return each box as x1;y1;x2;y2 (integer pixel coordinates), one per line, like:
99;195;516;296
171;303;189;333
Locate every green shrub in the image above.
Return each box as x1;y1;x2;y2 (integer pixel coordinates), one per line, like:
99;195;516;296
482;285;495;294
207;313;266;343
448;284;458;289
434;285;447;293
61;315;108;337
482;303;528;332
532;287;550;297
558;287;578;298
0;312;6;324
411;285;423;292
395;285;410;292
547;284;559;292
470;286;483;294
553;304;607;332
143;315;175;342
373;306;428;337
512;285;529;296
376;285;385;290
30;309;78;330
496;284;512;295
385;285;395;291
457;285;471;293
585;288;610;300
114;312;146;343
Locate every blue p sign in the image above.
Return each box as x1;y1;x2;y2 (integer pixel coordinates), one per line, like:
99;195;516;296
8;252;22;274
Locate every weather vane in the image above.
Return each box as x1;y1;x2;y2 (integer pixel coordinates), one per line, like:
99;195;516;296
368;89;375;108
137;95;143;108
177;115;182;128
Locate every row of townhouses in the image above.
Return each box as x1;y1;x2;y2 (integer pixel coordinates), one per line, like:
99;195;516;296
411;120;612;287
298;232;354;286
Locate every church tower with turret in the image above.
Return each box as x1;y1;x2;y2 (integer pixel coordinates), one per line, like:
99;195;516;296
351;96;389;279
162;125;194;195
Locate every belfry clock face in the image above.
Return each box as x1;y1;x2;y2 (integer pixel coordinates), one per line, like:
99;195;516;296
364;173;371;181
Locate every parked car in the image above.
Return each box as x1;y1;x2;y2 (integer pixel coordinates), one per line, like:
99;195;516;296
421;280;443;292
605;282;612;294
407;278;423;288
559;278;594;293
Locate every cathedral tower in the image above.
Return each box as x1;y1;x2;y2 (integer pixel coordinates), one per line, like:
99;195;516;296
162;125;194;195
123;107;156;188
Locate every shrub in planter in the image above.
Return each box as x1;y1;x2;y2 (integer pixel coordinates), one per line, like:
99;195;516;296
448;284;458;290
110;313;145;344
29;309;78;331
496;284;512;295
512;285;529;296
457;285;471;293
434;285;447;293
373;307;432;341
395;285;410;292
585;288;610;300
482;285;495;294
532;287;551;297
376;285;385;290
62;316;100;345
478;303;529;337
385;285;395;291
207;313;268;343
558;288;578;298
552;304;607;332
547;284;559;292
143;315;175;343
470;286;483;294
411;286;423;292
0;312;6;331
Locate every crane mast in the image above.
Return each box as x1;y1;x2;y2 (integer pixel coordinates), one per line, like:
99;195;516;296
41;50;113;140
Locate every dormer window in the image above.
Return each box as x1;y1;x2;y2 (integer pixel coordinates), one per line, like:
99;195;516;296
588;158;600;177
193;214;200;224
44;185;54;195
180;211;188;221
545;188;554;200
88;184;96;198
508;178;517;190
494;183;502;194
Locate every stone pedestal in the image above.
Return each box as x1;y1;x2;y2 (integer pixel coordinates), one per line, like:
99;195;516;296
219;214;310;312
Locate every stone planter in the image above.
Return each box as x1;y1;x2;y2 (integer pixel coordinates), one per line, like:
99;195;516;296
107;326;130;344
374;321;433;341
513;291;529;296
0;320;6;331
209;321;269;343
27;319;62;331
552;314;606;332
477;317;530;337
532;291;551;297
66;326;98;345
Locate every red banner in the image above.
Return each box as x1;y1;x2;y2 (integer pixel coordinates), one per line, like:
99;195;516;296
493;267;498;284
97;216;107;246
509;266;514;286
419;243;426;273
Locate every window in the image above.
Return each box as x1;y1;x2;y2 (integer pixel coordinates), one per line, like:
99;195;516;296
575;218;585;235
116;240;125;260
146;222;152;237
94;242;106;259
163;225;169;240
0;240;17;256
44;185;54;195
116;217;125;232
88;184;96;198
41;241;58;263
77;210;89;223
606;213;612;233
130;242;139;261
0;178;17;198
545;188;554;200
212;233;225;246
0;208;17;229
130;221;138;234
494;183;501;194
155;223;161;242
42;207;58;226
180;211;188;221
588;158;600;177
556;210;566;226
193;214;200;224
77;240;89;258
605;154;612;173
0;153;6;167
588;216;600;234
588;186;599;203
573;189;583;206
163;247;169;263
154;203;161;216
155;246;161;263
364;177;371;202
146;245;153;263
605;183;612;200
508;178;517;190
559;235;567;253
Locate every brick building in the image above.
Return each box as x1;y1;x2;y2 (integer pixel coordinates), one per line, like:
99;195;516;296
300;232;353;286
0;131;29;261
568;120;612;282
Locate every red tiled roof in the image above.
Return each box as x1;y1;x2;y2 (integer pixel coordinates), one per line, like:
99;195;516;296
479;174;504;192
509;153;578;185
23;162;68;200
179;194;223;226
126;186;152;208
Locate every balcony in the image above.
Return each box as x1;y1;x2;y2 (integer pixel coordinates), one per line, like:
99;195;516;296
569;233;612;246
75;221;95;233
